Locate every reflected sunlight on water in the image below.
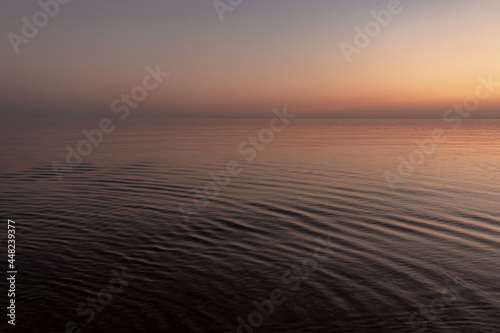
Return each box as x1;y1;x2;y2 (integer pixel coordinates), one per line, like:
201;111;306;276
1;119;499;332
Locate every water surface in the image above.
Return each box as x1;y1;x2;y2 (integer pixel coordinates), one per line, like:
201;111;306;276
1;119;499;332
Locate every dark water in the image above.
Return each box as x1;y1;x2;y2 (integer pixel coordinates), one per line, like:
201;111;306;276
1;119;500;332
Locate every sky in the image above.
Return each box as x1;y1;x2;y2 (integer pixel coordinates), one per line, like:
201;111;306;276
1;0;500;119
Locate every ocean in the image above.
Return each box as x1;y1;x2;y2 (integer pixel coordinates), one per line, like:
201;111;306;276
1;119;499;332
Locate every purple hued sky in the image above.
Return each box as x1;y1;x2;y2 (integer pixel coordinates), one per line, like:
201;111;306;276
1;0;500;119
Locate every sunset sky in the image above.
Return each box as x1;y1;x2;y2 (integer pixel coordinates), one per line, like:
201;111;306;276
1;0;500;118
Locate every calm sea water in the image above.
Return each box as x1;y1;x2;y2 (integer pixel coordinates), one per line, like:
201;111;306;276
1;119;499;332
